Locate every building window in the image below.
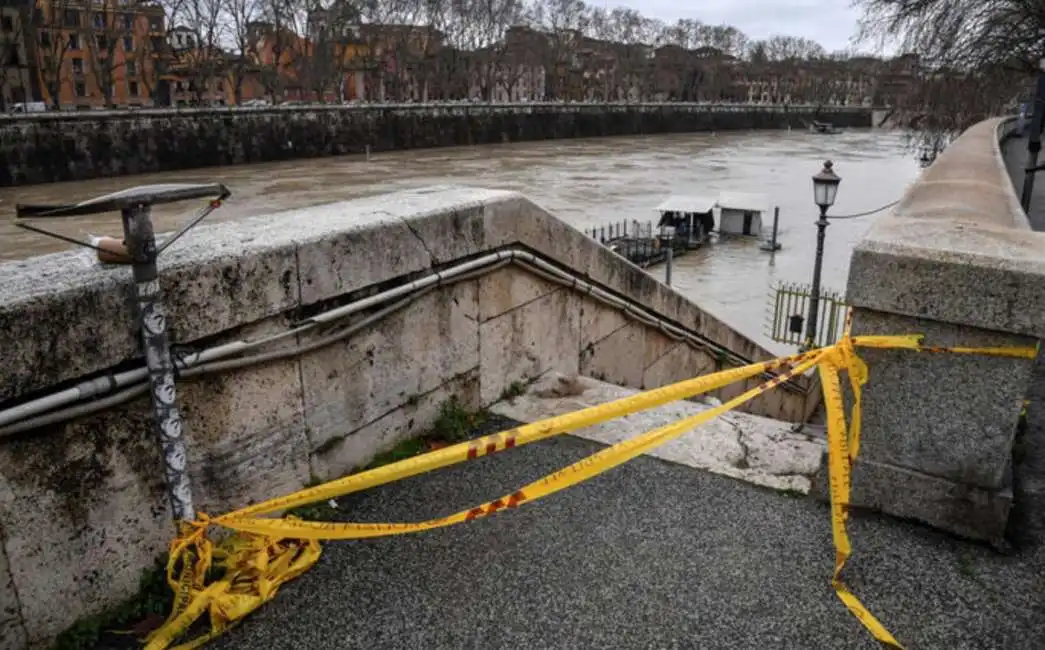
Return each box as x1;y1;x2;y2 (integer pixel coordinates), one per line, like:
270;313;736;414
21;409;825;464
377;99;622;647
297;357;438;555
63;9;80;28
1;16;12;32
122;14;133;30
71;57;84;74
74;81;86;96
39;31;50;47
96;35;108;50
68;33;80;50
126;61;137;76
93;12;104;28
128;80;138;96
123;35;133;50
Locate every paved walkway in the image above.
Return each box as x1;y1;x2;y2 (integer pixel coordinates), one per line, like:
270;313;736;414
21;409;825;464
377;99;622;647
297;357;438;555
1002;133;1045;230
1000;133;1045;548
207;413;1045;650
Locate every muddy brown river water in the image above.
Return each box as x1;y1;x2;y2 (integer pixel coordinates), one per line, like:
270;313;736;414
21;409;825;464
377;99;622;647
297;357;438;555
0;129;919;350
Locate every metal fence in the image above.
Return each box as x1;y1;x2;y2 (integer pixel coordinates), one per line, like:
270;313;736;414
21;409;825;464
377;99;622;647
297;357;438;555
766;281;849;348
583;220;690;268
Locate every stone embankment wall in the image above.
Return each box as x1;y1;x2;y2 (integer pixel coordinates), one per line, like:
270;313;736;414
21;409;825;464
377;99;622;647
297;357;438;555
0;102;873;186
818;116;1045;547
0;186;820;648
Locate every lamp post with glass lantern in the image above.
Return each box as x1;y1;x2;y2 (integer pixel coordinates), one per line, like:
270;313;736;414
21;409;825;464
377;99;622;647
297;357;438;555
804;160;841;350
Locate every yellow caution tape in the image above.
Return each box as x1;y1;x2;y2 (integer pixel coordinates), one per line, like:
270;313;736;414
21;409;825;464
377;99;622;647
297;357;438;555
144;324;1038;650
145;349;815;650
215;351;826;542
219;349;817;521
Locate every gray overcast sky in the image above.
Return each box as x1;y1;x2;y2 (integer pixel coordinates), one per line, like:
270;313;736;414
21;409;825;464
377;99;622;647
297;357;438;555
606;0;864;53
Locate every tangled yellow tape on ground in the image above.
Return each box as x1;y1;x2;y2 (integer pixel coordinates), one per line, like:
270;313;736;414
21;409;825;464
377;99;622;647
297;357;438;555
143;325;1037;650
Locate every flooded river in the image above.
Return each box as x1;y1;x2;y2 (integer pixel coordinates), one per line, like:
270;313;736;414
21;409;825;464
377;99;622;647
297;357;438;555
0;129;919;350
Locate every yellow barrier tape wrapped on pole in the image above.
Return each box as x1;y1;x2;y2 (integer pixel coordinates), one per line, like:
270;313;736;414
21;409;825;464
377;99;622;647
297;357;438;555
143;322;1038;650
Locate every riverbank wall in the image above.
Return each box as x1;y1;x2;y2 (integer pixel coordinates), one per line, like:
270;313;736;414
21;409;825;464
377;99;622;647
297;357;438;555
0;102;872;187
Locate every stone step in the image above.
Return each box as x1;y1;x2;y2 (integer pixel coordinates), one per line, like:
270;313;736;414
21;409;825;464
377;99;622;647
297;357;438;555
490;372;825;494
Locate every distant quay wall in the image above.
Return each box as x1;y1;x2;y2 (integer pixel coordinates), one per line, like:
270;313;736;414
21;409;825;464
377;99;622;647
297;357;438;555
0;102;873;187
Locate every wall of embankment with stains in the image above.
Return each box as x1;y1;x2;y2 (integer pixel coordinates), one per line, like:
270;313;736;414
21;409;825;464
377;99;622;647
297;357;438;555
0;102;872;186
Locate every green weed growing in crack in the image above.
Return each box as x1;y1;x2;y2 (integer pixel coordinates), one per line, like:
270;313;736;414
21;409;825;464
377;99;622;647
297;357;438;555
51;557;172;650
500;380;527;402
431;395;487;443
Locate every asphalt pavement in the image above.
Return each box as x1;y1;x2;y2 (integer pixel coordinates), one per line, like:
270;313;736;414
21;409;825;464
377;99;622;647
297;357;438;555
206;416;1045;650
1002;132;1045;230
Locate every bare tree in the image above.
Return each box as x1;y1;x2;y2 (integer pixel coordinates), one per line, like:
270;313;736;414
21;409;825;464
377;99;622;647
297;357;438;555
34;0;77;107
432;0;513;100
298;0;359;102
83;1;134;107
447;0;529;101
171;0;226;105
222;0;262;103
700;23;748;59
0;3;32;109
854;0;1032;134
251;0;303;101
530;0;590;100
587;8;659;101
762;34;826;62
351;0;427;102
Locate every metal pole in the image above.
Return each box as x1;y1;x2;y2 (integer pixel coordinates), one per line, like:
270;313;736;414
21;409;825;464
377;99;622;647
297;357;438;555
1021;27;1045;213
122;204;195;523
770;206;780;249
665;244;673;285
803;205;829;349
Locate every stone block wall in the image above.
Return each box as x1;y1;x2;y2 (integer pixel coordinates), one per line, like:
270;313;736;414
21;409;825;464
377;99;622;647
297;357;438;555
815;117;1045;546
0;186;818;647
0;103;873;186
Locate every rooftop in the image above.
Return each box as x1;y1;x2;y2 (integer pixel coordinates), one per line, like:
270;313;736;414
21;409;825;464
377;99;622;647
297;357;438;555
717;191;770;213
655;194;717;214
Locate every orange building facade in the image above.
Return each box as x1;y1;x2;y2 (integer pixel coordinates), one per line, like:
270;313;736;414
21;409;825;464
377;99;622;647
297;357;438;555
32;0;164;108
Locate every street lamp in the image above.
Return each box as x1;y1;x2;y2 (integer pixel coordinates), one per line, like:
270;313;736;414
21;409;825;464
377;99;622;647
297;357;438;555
804;160;841;350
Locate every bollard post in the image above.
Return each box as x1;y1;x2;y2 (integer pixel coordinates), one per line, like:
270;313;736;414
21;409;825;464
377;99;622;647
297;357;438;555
770;206;780;249
122;203;195;522
665;245;673;285
365;144;372;161
760;206;782;252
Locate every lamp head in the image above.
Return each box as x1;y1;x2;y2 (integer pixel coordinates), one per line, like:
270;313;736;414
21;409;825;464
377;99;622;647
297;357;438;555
812;160;841;209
